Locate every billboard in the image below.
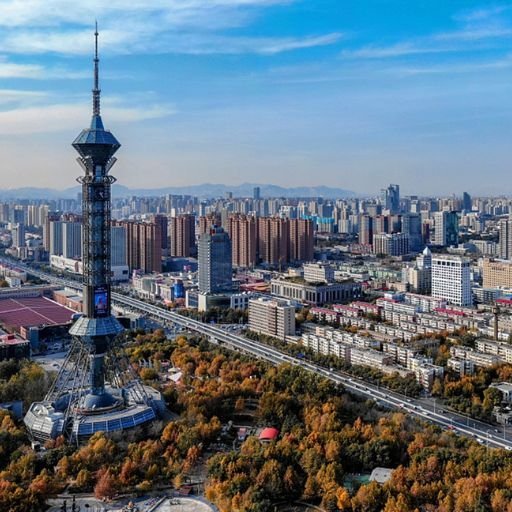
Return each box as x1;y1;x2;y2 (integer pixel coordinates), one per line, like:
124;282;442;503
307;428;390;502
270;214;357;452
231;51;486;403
94;287;108;316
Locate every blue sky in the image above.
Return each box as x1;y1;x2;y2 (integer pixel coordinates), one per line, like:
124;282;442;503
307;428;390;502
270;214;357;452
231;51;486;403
2;1;512;195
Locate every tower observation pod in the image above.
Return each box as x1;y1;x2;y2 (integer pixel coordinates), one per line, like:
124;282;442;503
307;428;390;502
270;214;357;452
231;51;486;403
24;26;161;443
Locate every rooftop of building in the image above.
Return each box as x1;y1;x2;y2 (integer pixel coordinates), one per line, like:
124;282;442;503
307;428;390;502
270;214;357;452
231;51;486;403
369;467;393;484
431;254;470;262
258;427;279;441
0;333;28;346
0;296;75;330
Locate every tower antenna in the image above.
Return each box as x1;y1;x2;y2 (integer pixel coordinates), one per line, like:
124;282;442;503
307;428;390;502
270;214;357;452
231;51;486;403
93;21;101;116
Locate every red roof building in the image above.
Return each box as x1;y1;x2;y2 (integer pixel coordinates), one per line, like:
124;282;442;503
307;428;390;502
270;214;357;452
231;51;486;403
259;427;279;443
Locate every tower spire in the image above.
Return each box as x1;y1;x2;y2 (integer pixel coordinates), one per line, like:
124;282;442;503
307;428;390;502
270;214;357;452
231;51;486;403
93;21;101;116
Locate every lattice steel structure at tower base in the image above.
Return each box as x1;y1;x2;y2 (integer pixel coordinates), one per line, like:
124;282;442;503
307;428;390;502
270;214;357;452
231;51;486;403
24;27;161;443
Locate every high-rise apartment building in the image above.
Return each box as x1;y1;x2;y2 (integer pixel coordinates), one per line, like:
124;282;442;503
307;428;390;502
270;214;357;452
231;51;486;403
198;226;232;294
10;207;25;225
153;214;169;255
120;220;162;273
44;212;60;252
229;214;257;268
359;215;373;246
49;220;63;256
62;221;82;259
289;218;314;263
432;211;459;246
169;214;196;257
199;214;222;236
373;215;389;235
373;233;410;256
402;213;423;252
111;225;127;266
498;219;512;260
11;223;25;248
258;217;290;266
432;255;472;307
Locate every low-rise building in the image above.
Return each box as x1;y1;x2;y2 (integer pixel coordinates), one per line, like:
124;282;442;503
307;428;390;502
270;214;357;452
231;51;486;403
349;347;393;369
447;357;475;376
475;338;512;363
0;334;30;361
415;363;444;391
303;262;335;283
450;346;502;367
271;278;361;305
248;297;295;339
490;382;512;403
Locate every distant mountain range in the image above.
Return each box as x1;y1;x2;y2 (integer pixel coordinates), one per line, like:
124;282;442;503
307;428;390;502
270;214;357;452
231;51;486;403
0;183;356;200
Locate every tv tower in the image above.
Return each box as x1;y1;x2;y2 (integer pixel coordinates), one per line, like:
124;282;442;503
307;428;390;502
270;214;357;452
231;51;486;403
24;26;161;443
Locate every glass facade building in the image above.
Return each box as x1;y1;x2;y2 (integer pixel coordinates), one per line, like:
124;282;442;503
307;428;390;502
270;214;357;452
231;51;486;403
198;226;233;294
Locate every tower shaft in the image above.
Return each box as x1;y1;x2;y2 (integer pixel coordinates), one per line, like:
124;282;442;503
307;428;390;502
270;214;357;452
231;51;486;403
23;24;159;443
70;24;123;405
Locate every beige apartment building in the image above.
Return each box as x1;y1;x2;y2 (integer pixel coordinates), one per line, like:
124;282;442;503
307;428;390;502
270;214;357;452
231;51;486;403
483;258;512;289
248;297;295;339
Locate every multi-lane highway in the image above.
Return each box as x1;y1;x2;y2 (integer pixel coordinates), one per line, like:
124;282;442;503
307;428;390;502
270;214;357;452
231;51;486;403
7;260;512;450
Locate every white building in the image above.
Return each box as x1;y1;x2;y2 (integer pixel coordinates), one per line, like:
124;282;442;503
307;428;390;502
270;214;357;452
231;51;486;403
50;255;129;282
373;233;410;256
432;255;472;307
10;223;25;248
248;297;295;339
303;262;335;283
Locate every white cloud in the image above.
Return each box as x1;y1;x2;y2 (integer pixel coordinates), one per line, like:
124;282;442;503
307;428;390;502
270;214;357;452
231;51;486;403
433;26;512;41
2;27;342;56
341;42;456;59
0;0;342;57
343;4;512;61
0;57;44;78
0;102;175;135
454;5;509;23
0;0;289;28
160;32;344;55
0;89;47;106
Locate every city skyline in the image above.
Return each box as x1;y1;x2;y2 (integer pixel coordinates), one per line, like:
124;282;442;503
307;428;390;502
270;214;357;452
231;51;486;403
2;1;512;194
